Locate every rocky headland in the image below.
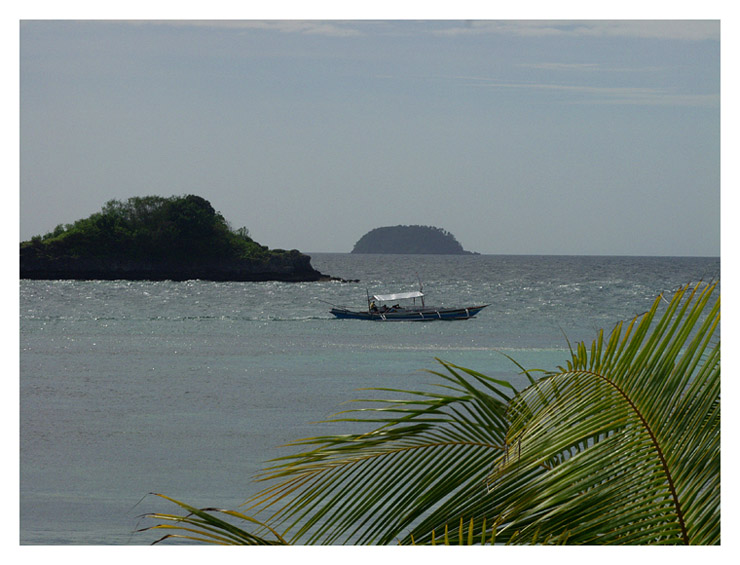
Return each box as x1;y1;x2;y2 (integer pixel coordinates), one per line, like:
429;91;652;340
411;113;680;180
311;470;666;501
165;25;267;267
20;195;331;282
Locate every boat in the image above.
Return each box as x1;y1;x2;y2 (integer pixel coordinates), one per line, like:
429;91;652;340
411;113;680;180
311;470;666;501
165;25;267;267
329;289;489;321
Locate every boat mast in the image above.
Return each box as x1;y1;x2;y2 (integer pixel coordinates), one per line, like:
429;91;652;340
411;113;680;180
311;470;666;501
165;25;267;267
416;273;425;308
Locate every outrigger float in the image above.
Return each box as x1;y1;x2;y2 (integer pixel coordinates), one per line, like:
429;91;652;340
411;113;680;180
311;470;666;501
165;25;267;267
328;287;489;321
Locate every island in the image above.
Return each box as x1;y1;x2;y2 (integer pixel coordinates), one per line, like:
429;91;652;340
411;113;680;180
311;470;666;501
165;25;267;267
20;195;329;282
351;225;477;255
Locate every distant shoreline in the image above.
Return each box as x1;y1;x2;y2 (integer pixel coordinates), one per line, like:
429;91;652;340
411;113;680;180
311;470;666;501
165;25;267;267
351;225;476;255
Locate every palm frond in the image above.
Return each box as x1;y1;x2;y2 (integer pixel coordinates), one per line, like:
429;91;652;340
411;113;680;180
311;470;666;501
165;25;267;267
485;282;720;544
139;493;287;545
243;360;514;544
411;517;498;545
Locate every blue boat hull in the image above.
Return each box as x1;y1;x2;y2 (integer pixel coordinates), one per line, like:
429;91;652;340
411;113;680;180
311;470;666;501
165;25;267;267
330;305;489;321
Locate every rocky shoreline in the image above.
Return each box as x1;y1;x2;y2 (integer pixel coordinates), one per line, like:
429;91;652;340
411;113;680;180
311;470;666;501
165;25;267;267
19;249;342;282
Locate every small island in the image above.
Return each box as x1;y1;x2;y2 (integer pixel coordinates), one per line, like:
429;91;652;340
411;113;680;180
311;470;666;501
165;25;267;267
20;195;328;282
351;225;477;255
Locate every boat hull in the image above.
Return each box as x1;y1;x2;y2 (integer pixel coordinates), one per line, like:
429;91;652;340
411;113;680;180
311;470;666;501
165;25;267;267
330;305;489;321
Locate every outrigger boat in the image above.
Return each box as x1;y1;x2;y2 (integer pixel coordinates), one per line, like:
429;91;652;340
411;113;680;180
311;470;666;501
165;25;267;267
329;288;489;321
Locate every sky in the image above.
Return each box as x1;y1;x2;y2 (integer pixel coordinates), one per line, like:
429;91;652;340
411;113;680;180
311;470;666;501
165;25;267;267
18;14;722;256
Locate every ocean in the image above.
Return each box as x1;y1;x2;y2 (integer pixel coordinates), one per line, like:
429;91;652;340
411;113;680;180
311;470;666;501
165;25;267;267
19;253;720;544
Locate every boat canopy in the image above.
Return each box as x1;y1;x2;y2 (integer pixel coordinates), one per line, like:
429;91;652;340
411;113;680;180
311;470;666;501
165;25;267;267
373;291;424;302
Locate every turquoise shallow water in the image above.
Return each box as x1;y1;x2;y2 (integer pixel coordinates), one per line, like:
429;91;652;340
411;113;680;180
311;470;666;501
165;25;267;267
19;254;719;544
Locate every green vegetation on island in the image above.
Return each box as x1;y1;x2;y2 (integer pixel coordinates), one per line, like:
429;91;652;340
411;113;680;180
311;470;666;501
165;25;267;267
351;225;475;254
20;195;324;281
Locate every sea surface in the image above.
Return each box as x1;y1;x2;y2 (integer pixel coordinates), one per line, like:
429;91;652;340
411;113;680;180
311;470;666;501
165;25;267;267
19;254;720;545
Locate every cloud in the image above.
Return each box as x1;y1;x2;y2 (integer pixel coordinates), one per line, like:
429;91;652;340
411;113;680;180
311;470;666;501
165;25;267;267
120;19;721;42
434;20;719;41
427;74;718;107
229;20;365;37
486;81;719;107
373;66;718;108
518;62;683;75
519;62;602;72
145;19;366;37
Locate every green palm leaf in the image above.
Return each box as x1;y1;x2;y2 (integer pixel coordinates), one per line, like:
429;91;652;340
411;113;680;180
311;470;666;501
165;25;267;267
244;362;516;544
484;281;720;544
140;493;287;545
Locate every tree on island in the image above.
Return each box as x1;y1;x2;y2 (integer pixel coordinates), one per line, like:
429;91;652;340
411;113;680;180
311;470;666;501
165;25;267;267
351;225;475;254
22;194;271;261
20;195;323;281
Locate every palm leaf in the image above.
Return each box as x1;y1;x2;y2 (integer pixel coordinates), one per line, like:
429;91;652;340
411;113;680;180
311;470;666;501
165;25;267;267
243;361;515;544
483;281;720;544
139;493;287;545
